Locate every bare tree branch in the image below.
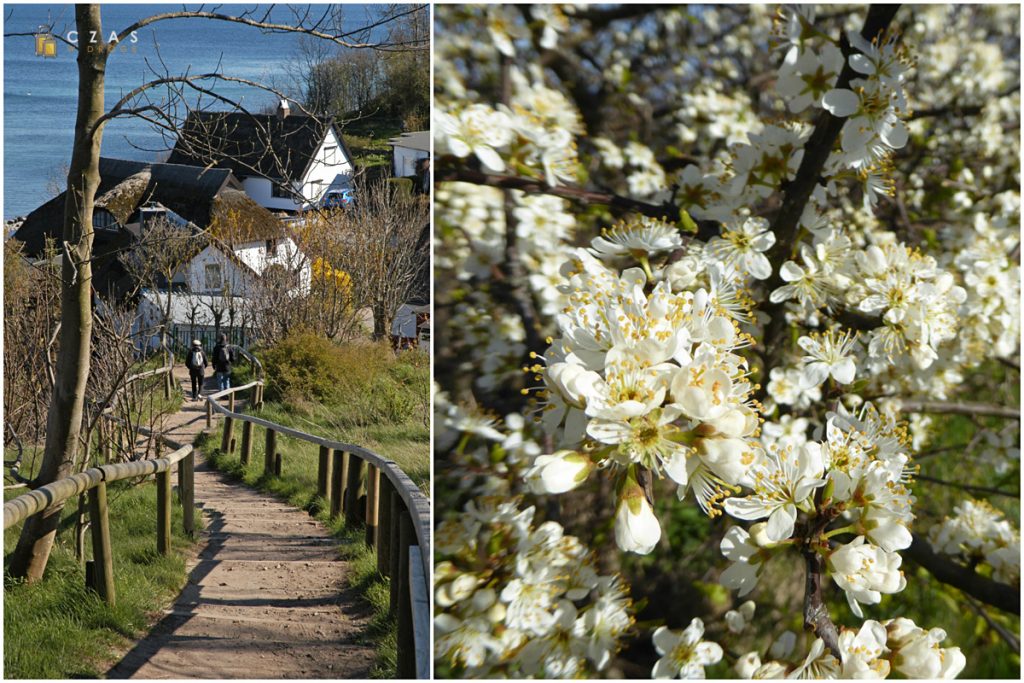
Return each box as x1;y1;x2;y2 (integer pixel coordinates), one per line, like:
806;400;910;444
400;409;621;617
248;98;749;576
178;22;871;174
897;400;1020;420
903;533;1020;615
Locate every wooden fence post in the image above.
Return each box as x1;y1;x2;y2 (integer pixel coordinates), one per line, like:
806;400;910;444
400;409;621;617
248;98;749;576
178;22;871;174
396;512;416;680
206;401;212;428
163;369;172;400
388;496;403;615
318;446;333;500
344;455;364;526
157;467;172;556
182;451;195;538
274;448;283;476
377;476;393;576
264;428;277;476
330;451;347;518
240;420;254;466
365;465;380;547
228;392;236;412
221;415;234;454
87;480;115;605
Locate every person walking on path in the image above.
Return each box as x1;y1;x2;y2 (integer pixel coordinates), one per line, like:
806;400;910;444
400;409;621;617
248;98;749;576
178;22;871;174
212;333;235;392
185;339;208;401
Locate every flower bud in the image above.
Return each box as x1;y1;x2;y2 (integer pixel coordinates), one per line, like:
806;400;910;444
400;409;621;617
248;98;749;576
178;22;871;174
614;477;661;554
525;450;593;495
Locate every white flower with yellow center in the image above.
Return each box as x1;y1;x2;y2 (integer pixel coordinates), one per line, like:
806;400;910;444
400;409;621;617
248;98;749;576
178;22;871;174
828;536;906;617
797;328;859;386
591;216;684;259
705;216;776;281
651;618;724;679
723;442;827;542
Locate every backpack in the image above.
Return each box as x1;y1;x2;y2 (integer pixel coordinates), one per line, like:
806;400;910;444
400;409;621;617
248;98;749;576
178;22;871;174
190;349;204;369
216;345;231;367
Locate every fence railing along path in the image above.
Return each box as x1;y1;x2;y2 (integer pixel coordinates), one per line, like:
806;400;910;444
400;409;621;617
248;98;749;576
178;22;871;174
205;376;431;679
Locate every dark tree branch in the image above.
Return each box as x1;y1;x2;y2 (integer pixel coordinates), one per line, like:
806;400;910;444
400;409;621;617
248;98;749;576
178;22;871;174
114;5;429;51
436;163;721;239
914;473;1019;499
758;4;901;390
804;550;841;657
964;594;1020;652
907;83;1020;120
903;533;1019;615
897;400;1020;420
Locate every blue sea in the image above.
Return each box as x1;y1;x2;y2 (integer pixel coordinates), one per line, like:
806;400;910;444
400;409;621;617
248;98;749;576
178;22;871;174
3;3;387;218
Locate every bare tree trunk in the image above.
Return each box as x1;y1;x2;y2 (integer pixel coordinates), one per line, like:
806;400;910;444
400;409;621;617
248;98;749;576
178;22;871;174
9;5;107;581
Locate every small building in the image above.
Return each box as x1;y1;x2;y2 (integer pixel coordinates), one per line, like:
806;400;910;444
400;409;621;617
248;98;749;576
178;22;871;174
167;101;356;213
388;131;429;190
391;299;430;350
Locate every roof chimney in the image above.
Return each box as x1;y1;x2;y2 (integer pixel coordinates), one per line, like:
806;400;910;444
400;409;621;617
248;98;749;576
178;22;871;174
277;99;290;120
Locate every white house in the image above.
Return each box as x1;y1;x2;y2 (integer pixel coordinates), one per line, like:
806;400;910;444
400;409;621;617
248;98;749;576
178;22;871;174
388;131;429;178
173;236;311;297
168;101;356;213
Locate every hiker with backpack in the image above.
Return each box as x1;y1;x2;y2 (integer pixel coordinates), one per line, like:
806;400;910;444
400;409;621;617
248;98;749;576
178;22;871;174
185;339;208;401
212;333;235;392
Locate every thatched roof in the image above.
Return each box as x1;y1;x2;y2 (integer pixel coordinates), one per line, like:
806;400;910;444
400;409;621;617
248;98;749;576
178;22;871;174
167;111;353;183
13;158;283;256
209;188;286;243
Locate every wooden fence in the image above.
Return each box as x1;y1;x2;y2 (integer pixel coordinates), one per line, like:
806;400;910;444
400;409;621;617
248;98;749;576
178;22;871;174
205;378;431;679
3;441;196;605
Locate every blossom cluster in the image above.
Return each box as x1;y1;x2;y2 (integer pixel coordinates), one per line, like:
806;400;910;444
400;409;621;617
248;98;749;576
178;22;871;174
529;226;762;552
928;499;1020;586
733;618;965;679
434;497;633;678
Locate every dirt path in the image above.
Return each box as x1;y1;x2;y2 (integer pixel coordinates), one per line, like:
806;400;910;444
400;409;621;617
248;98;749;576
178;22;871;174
107;367;374;679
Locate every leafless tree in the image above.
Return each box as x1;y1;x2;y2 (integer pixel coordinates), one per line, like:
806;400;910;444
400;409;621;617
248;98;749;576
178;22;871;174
329;178;429;341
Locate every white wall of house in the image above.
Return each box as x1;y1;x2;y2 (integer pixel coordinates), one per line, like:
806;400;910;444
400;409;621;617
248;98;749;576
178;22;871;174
301;127;354;208
392;145;429;177
231;237;312;294
181;245;258;296
241;176;302;213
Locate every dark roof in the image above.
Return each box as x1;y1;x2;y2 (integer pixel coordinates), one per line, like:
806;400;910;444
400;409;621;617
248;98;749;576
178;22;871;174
166;111;353;183
14;158;283;255
388;131;429;153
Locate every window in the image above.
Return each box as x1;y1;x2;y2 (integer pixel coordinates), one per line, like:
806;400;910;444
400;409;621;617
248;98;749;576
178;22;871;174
324;145;338;165
308;179;323;199
93;210;118;231
204;263;222;291
271;182;292;199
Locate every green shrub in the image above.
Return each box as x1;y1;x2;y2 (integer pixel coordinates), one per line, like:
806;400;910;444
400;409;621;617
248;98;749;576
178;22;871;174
258;335;428;424
259;332;349;404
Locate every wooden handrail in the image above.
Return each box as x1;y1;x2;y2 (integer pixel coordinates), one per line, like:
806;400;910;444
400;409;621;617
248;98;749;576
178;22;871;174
3;445;193;530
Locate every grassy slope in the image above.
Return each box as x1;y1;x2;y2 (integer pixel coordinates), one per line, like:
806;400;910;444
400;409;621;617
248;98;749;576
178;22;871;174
4;480;198;678
203;344;429;677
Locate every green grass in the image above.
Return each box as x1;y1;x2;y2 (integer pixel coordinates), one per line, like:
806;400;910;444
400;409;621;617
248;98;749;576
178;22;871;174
4;478;201;678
